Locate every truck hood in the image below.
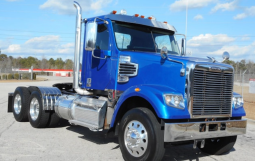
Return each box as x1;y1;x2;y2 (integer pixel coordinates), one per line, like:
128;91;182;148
120;51;219;64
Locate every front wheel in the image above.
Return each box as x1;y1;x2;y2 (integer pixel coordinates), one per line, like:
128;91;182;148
198;136;237;155
118;108;165;161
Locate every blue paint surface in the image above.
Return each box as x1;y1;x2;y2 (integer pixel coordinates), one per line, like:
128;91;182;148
80;17;246;127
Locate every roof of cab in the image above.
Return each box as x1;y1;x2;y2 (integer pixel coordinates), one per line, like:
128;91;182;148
85;14;177;32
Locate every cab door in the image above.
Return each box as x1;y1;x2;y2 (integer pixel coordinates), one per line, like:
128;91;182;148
82;21;112;90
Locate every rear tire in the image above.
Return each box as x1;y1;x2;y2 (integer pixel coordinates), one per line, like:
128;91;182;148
12;87;30;122
198;136;237;155
118;108;165;161
28;91;50;128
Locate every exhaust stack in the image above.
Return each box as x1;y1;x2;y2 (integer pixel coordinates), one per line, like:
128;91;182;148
73;1;92;95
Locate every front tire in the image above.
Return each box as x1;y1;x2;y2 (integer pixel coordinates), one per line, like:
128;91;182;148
118;108;165;161
28;91;50;128
198;136;237;155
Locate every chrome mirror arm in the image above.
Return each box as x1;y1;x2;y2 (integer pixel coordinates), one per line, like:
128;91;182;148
161;46;185;76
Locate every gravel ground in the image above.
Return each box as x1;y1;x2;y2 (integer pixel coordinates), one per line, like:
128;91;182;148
0;76;255;161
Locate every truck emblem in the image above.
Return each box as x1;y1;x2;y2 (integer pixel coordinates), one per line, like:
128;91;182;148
210;67;222;72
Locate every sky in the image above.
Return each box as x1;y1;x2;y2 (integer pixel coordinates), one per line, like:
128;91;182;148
0;0;254;63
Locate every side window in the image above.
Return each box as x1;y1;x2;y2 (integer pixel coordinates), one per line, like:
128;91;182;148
115;32;131;49
95;24;109;50
155;35;173;51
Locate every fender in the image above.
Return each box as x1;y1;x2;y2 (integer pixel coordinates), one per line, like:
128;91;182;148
110;84;190;127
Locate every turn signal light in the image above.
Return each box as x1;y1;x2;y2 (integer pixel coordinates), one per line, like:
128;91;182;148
135;88;141;92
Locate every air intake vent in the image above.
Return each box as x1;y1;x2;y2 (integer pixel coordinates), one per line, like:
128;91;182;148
118;56;138;83
119;63;137;76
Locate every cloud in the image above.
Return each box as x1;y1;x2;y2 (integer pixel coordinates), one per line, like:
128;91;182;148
211;0;238;13
234;13;247;19
194;14;203;20
40;0;113;15
2;35;74;59
208;43;255;61
187;34;255;61
241;35;250;41
234;6;255;19
188;34;235;51
170;0;214;12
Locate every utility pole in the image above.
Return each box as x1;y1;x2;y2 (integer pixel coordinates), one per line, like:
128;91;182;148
242;69;247;98
31;66;33;80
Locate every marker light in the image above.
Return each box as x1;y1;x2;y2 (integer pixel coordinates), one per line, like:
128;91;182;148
163;21;167;24
111;10;117;14
120;9;127;15
148;16;156;20
135;88;141;92
134;14;139;17
140;15;145;18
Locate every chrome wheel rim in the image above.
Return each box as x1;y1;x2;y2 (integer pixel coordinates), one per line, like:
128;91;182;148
124;120;148;157
14;94;21;114
30;98;40;121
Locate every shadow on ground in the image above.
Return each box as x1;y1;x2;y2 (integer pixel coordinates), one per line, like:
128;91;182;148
65;124;236;161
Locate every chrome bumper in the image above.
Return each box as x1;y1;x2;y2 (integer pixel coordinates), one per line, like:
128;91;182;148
164;119;247;142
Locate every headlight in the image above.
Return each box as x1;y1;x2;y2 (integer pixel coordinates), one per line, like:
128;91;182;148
232;95;243;109
164;94;185;109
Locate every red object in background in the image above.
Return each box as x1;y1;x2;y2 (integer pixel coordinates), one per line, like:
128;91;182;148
249;78;255;81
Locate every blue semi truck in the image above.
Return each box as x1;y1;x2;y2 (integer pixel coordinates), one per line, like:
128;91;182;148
7;1;247;161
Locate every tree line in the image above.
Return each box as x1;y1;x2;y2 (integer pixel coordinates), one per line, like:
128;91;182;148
0;53;254;74
224;59;255;74
0;54;74;70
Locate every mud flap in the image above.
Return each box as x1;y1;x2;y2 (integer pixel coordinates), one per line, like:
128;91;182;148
8;93;14;113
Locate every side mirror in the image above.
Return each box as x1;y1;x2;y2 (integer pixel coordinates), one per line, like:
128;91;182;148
222;51;230;61
85;21;97;51
181;38;186;56
160;46;168;59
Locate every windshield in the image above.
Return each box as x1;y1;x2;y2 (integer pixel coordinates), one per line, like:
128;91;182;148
112;21;180;55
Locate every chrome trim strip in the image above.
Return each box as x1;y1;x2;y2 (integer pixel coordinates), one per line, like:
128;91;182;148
164;119;247;142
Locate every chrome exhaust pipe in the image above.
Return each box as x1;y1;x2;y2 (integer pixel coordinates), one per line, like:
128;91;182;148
73;1;92;95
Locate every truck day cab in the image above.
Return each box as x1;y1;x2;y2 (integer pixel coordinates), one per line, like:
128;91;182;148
7;1;247;161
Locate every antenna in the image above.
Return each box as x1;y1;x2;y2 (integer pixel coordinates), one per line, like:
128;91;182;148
185;0;188;37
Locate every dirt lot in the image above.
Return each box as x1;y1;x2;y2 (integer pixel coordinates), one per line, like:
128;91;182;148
234;85;255;120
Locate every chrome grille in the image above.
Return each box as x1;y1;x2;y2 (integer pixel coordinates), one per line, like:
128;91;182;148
192;69;233;116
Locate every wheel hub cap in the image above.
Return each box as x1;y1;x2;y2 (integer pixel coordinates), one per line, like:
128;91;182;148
124;120;148;157
14;94;21;114
30;98;40;121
